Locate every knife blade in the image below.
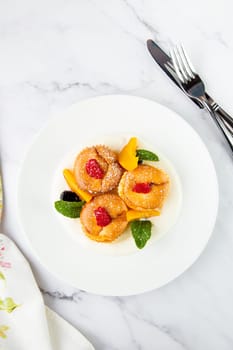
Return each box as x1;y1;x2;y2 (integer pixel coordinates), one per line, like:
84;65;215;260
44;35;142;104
147;39;205;108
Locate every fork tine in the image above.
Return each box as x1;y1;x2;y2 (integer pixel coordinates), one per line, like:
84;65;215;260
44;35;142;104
180;45;196;75
170;48;186;83
174;45;191;82
178;45;196;79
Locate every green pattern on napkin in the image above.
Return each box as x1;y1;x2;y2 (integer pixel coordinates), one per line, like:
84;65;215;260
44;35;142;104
0;297;20;313
0;271;5;281
0;325;9;339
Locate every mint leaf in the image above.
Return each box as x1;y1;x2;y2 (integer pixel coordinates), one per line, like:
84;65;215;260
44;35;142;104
136;149;159;162
130;220;152;249
54;200;85;218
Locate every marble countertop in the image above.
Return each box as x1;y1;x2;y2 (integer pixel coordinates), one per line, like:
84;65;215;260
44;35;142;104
1;0;233;349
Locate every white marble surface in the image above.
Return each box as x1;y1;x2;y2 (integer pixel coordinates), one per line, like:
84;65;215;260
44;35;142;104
0;0;233;349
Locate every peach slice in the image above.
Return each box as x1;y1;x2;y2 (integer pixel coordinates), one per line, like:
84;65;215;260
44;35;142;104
126;209;160;222
118;137;138;171
63;169;92;202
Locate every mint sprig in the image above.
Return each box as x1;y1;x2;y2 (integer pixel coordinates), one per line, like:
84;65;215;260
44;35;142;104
136;149;159;162
54;200;85;218
130;220;152;249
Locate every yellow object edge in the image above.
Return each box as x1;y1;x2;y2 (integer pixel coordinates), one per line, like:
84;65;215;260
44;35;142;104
63;169;92;202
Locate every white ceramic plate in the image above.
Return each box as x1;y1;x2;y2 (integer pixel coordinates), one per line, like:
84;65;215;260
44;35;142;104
17;95;218;296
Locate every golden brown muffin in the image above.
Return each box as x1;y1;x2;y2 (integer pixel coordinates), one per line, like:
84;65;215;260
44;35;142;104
80;194;128;242
118;164;169;211
74;145;123;194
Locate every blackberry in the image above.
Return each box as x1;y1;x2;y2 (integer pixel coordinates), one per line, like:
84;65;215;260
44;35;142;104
60;191;80;202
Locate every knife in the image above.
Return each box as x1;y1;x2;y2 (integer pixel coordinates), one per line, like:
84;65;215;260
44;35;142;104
147;39;233;132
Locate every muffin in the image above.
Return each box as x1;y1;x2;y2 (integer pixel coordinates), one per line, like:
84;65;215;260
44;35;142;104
74;145;123;194
80;194;128;242
118;164;169;211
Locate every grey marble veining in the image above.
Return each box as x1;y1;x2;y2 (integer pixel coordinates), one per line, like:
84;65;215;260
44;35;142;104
1;0;233;349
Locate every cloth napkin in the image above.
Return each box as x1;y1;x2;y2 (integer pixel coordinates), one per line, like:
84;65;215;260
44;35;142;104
0;233;94;350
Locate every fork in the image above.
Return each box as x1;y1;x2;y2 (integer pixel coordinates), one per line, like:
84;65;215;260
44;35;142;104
170;45;233;152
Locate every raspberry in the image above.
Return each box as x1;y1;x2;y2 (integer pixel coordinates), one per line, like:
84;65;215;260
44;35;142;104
86;159;104;179
94;207;112;227
132;182;151;193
